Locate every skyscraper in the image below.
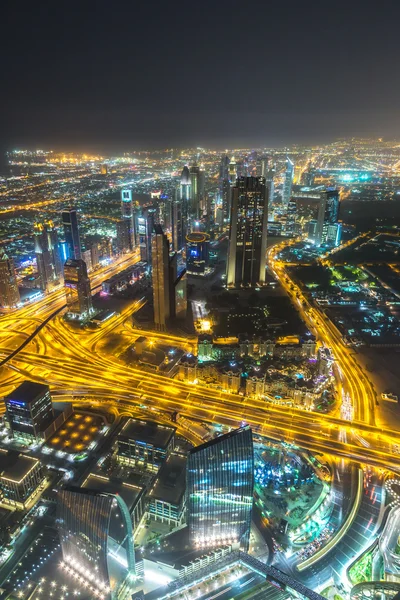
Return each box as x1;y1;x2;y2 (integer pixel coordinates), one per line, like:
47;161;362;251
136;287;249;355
221;178;231;223
62;208;81;260
34;221;63;292
57;486;135;599
180;166;191;203
282;157;294;207
226;176;269;288
5;381;54;443
152;225;171;331
189;164;200;220
229;157;237;183
137;206;156;263
120;189;136;250
315;189;340;246
116;219;132;254
187;426;254;551
64;259;93;319
0;249;20;308
186;232;210;275
171;191;184;252
219;155;230;181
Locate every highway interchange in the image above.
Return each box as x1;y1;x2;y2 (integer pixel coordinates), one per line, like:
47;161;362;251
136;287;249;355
0;243;399;474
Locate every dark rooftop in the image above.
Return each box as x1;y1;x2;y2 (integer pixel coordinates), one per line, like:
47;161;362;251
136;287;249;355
82;473;144;512
0;449;40;482
148;452;187;506
118;418;175;449
5;381;50;404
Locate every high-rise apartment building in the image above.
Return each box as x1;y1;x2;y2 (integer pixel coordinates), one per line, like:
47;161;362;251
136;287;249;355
282;157;294;207
229;157;237;183
57;486;135;599
137;207;156;263
121;188;138;251
187;426;254;551
116;219;132;254
189;164;200;220
5;381;54;443
171;192;184;252
315;189;340;246
62;208;81;260
0;249;20;308
34;221;63;292
64;258;93;319
152;225;171;331
226;176;269;288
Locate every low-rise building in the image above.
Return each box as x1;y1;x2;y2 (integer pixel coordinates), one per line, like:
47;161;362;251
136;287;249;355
0;450;46;510
147;452;187;526
116;418;176;471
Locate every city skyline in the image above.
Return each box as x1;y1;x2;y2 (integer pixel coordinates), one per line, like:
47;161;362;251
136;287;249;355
0;114;399;599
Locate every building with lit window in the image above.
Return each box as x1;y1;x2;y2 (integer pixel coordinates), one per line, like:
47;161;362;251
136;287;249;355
57;486;136;600
148;452;187;526
152;225;171;330
64;258;93;319
137;206;156;263
62;208;81;260
226;177;269;288
120;189;137;251
34;221;63;292
186;232;210;275
0;248;20;308
282;157;294;207
187;426;254;551
5;381;54;443
116;219;132;254
0;450;46;510
116;418;176;471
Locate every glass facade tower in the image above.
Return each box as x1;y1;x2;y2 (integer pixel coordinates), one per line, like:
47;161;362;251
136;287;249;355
62;208;81;260
187;425;254;551
226;176;269;288
57;487;135;600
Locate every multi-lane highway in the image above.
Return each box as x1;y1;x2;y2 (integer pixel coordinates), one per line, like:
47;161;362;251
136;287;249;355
0;242;399;473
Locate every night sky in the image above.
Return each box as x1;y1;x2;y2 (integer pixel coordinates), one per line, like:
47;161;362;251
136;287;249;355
2;0;400;151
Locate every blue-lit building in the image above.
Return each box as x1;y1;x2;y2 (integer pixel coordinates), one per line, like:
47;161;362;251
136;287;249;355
62;208;81;260
186;232;210;275
5;381;54;443
187;426;254;551
57;486;135;599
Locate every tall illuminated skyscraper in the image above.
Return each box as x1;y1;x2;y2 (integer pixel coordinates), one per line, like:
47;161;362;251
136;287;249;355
120;189;136;250
0;248;20;308
34;221;63;292
229;156;237;184
316;189;341;246
62;208;81;260
171;190;184;252
64;258;92;319
180;166;191;204
226;176;269;288
189;163;200;220
57;486;135;599
282;157;294;207
152;225;171;331
187;426;254;551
